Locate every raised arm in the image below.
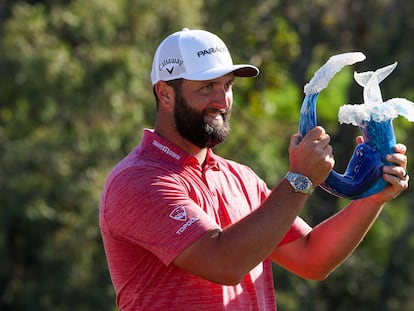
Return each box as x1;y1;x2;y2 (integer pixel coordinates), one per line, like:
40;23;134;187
271;143;409;280
173;127;334;285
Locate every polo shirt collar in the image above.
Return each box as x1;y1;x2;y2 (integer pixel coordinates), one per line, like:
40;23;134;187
139;129;219;169
204;149;220;171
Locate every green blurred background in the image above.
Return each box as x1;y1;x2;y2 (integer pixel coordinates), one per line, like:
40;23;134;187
1;0;414;310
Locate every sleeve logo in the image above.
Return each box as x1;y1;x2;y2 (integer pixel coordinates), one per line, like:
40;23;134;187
169;206;187;221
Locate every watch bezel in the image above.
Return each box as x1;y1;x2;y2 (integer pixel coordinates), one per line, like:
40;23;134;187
285;171;314;194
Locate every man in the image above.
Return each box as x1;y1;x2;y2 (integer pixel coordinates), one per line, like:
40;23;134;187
99;28;409;310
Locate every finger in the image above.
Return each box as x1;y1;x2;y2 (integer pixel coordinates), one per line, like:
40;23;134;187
386;153;407;167
383;164;408;178
393;143;407;154
355;136;364;144
394;166;410;179
289;133;302;148
325;150;335;167
303;128;332;152
303;126;326;141
383;173;409;190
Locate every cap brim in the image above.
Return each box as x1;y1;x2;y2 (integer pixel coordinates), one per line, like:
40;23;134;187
233;65;260;78
182;64;259;81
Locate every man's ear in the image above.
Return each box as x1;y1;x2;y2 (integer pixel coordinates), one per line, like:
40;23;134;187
155;81;174;108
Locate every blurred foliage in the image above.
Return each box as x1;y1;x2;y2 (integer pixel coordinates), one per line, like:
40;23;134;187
1;0;414;310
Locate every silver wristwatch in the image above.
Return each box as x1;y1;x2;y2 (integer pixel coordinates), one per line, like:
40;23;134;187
285;171;314;194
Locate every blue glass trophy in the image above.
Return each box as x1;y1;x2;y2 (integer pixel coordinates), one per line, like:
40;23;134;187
299;53;414;199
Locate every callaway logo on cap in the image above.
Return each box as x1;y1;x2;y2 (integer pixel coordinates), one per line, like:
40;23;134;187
150;28;259;85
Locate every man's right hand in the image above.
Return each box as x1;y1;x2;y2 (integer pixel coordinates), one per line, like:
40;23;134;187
288;126;335;187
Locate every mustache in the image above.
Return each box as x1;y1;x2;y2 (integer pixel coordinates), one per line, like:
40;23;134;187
203;107;232;120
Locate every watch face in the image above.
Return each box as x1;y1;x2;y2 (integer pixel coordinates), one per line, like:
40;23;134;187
294;176;309;191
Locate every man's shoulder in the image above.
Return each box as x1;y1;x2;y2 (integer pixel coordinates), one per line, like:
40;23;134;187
108;149;175;184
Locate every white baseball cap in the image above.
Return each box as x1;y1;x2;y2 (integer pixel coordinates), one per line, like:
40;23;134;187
151;28;259;85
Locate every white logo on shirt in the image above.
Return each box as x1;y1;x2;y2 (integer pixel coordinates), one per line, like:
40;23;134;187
152;139;181;160
176;216;199;235
169;206;187;221
169;206;200;235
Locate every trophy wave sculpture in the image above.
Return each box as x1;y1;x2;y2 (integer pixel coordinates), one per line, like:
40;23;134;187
299;52;414;199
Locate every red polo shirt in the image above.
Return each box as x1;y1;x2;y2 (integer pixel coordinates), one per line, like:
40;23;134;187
100;129;311;311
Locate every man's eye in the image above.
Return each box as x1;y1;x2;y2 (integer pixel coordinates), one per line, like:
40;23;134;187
201;84;213;91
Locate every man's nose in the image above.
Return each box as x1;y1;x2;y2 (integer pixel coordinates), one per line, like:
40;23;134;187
211;88;231;109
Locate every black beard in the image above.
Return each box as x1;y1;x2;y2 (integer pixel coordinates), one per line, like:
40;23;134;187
174;93;231;149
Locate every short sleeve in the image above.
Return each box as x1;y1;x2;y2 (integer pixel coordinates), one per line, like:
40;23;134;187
101;167;220;266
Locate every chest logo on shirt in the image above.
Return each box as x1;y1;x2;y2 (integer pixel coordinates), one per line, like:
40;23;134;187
169;206;187;221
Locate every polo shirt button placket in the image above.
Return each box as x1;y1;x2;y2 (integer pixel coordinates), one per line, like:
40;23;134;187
203;170;218;199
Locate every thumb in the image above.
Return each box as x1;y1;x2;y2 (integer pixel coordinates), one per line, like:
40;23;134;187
289;133;302;149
